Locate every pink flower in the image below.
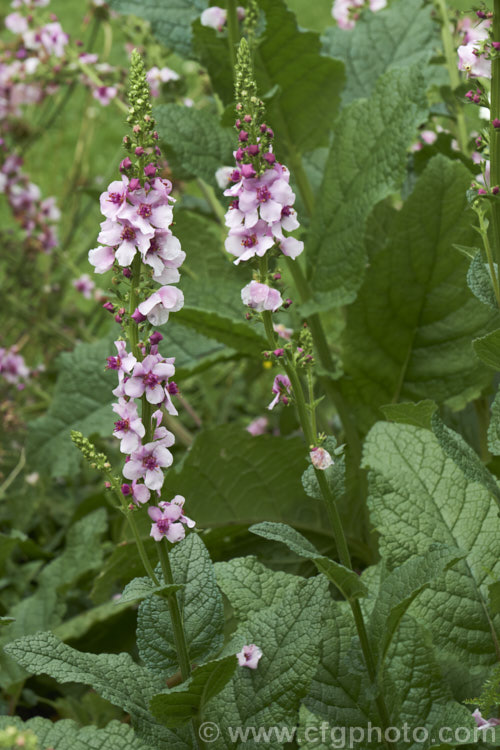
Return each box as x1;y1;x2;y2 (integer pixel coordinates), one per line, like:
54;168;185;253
278;236;304;259
23;22;68;58
143;232;186;284
99;177;130;221
146;66;179;97
331;0;386;29
72;273;95;299
225;221;275;264
112;399;146;453
0;347;30;384
458;43;491;78
97;218;151;267
92;85;118;106
236;644;262;669
117;186;173;237
215;166;234;189
121;479;150;505
106;340;137;381
148;496;195;543
273;323;293;340
5;13;28;34
310;447;334;470
246;416;268;436
124;353;175;404
200;6;227;31
241;280;283;312
472;709;500;730
88;245;115;273
123;440;174;491
267;374;292;410
137;285;184;325
462;18;490;45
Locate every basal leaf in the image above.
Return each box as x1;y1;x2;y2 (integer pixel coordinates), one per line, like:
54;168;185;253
363;422;500;673
306;66;428;309
110;0;207;58
137;534;224;676
322;0;437;105
254;0;345;154
380;400;437;430
250;521;367;601
341;156;496;429
150;655;237;727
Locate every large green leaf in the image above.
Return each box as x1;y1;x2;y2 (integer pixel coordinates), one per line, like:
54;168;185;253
166;425;326;530
254;0;345;154
210;576;328;749
322;0;437;105
110;0;207;58
0;717;153;750
137;534;224;676
159;322;235;379
341;156;496;429
250;521;367;601
154;105;235;188
4;632;193;749
26;338;115;477
306;66;428;310
150;655;237;728
473;328;500;370
363;422;500;673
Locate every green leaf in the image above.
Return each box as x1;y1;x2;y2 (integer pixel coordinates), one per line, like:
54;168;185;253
341;157;496;429
431;413;500;505
166;426;325;530
0;717;153;750
137;534;224;676
110;0;207;58
306;66;428;310
362;422;500;672
250;522;367;601
154;105;235;187
91;539;157;605
150;655;237;727
254;0;345;153
322;0;438;105
473;328;500;370
214;556;302;621
26;338;115;477
192;20;233;106
369;545;465;667
119;576;183;605
488;386;500;456
380;400;437;429
4;632;191;749
467;252;498;311
489;581;500;616
52;601;132;643
210;576;328;748
159;321;235;379
175;305;266;357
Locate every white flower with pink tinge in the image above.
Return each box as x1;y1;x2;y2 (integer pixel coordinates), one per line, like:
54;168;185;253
117;186;173;238
124;353;176;404
92;86;118;107
148;496;195;543
246;416;268;436
225;220;275;264
106;340;137;382
225;165;295;229
5;12;28;34
332;0;386;30
236;644;262;669
72;273;95;299
100;176;130;221
458;43;491;78
137;285;184;326
310;447;334;471
88;244;115;273
123;439;174;491
241;280;282;312
121;479;150;505
472;709;500;730
147;66;180;97
268;374;292;410
142;231;186;284
200;6;245;31
112;399;146;453
97;218;151;267
23;22;69;58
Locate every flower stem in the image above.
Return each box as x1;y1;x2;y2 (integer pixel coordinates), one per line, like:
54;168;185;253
491;1;500;269
434;0;469;154
478;208;500;308
226;0;239;70
128;255;141;357
156;540;192;682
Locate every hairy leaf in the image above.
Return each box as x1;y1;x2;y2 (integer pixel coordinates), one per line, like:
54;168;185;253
473;328;500;370
322;0;437;105
380;400;437;430
306;66;428;309
467;252;498;311
119;576;183;605
137;534;224;676
341;157;495;428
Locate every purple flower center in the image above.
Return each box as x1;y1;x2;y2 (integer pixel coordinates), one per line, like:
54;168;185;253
242;234;257;248
230;198;239;210
144;372;159;388
106;356;120;370
155;517;170;534
257;186;271;203
148;238;159;254
143;455;158;471
139;203;152;218
281;206;292;217
114;419;129;432
121;226;136;241
108;192;123;205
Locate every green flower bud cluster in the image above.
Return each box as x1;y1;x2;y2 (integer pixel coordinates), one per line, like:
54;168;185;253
70;431;111;472
122;49;160;185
